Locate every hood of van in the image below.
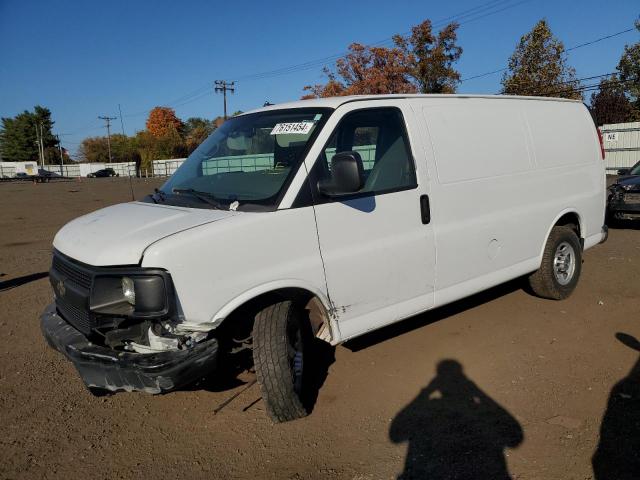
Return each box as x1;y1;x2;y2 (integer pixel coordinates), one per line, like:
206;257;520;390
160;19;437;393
53;202;236;266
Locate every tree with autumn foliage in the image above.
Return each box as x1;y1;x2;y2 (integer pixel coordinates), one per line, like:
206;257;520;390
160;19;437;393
394;20;462;93
501;19;581;99
78;134;140;164
77;110;219;171
302;71;347;99
146;106;184;138
302;19;462;99
590;76;636;126
138;106;187;168
589;19;640;125
616;18;640;113
183;117;216;152
303;43;416;98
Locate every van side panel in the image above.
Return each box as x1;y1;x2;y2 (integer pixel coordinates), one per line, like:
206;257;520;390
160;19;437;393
427;102;533;184
524;101;605;241
420;98;540;294
417;97;604;308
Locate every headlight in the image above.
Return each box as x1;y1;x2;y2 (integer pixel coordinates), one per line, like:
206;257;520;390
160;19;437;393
621;184;636;191
90;272;170;318
122;277;136;305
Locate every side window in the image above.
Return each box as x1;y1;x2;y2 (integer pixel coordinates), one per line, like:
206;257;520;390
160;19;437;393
319;108;416;195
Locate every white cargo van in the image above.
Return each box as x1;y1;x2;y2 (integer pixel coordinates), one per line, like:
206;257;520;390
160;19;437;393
41;95;607;422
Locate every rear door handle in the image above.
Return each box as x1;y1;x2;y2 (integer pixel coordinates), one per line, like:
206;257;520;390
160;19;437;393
420;194;431;225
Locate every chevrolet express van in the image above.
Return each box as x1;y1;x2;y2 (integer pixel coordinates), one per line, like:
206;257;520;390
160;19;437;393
41;95;607;422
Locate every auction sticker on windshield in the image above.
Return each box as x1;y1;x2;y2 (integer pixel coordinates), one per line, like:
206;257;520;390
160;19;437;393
270;122;314;135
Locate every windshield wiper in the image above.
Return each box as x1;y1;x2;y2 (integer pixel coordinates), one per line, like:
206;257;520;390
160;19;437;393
172;188;228;210
151;188;166;204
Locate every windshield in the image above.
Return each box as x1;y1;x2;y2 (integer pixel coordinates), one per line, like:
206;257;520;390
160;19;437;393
160;108;330;210
630;161;640;176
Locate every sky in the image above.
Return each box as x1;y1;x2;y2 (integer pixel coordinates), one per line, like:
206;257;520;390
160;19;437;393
0;0;638;158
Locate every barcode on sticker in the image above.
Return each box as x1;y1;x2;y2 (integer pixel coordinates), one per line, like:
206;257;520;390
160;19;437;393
270;122;314;135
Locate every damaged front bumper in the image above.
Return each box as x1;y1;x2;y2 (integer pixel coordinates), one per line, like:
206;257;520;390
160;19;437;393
40;303;218;394
608;190;640;217
608;200;640;216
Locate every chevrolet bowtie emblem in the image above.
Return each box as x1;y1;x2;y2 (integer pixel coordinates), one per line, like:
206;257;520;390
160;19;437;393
56;279;66;297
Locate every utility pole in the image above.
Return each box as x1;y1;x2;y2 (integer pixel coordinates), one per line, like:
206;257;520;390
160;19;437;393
35;125;41;166
35;124;44;167
118;104;126;135
98;115;117;163
214;80;235;120
56;134;65;176
39;123;45;166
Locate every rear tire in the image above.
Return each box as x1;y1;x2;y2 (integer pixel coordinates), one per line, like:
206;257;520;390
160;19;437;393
528;226;582;300
253;300;309;422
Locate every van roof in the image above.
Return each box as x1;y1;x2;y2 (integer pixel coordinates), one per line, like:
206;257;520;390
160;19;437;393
244;94;581;115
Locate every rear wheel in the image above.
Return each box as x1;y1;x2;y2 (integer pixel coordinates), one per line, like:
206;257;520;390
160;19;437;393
528;226;582;300
252;300;309;422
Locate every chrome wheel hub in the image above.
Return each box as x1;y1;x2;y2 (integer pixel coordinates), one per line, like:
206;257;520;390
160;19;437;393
553;241;576;286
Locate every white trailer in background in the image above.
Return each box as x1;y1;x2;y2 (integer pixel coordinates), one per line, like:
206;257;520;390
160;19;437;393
0;161;39;178
151;158;186;177
601;122;640;174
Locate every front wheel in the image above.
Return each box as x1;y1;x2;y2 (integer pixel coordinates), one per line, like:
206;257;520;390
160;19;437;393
253;300;309;422
528;226;582;300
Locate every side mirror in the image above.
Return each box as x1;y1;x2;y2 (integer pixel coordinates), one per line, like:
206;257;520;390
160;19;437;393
317;151;364;197
617;168;630;176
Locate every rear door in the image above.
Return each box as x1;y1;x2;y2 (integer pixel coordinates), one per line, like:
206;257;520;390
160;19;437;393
306;101;435;340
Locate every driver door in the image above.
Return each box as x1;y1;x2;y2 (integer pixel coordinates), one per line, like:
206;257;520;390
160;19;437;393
308;102;435;340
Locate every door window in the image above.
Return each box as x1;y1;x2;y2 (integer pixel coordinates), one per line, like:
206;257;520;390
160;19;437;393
318;108;416;195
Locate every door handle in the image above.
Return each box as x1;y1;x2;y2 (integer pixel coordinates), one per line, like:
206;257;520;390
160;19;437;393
420;195;431;225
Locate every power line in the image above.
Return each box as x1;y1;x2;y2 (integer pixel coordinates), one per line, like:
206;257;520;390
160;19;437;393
539;78;633;98
234;0;532;82
166;84;211;105
502;73;631;98
78;0;529;125
122;84;213;118
462;26;636;83
169;90;212;109
461;67;509;83
61;120;104;136
500;72;617;89
236;0;530;81
565;27;636;52
62;7;635;139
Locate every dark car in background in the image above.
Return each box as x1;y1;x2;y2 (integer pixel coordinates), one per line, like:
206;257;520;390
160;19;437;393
38;168;61;178
87;168;118;178
34;168;63;182
607;160;640;222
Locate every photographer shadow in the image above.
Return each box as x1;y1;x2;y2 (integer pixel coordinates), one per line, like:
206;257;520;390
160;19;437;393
592;333;640;480
390;359;523;480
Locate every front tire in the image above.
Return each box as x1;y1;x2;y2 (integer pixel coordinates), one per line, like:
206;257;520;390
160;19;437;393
528;226;582;300
253;300;309;422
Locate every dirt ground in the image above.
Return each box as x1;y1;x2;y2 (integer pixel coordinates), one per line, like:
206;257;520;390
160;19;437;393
1;178;639;480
